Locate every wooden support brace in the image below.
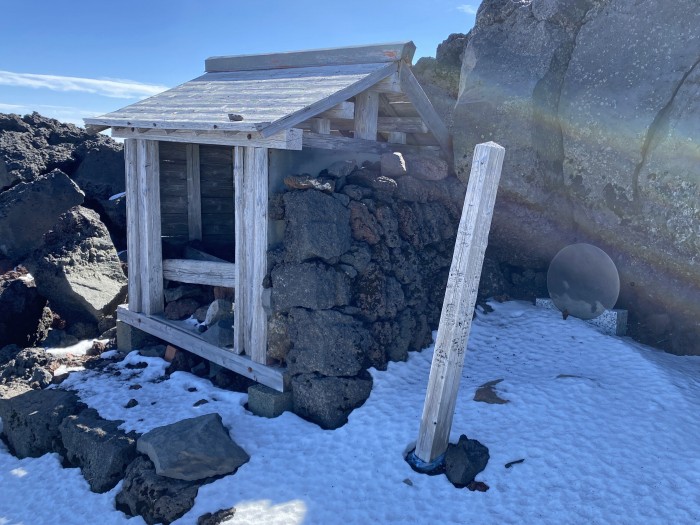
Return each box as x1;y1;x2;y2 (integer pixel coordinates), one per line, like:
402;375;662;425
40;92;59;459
414;142;505;464
233;146;246;356
124;139;142;313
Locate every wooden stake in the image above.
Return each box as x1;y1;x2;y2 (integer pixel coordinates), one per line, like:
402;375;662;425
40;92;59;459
414;142;505;464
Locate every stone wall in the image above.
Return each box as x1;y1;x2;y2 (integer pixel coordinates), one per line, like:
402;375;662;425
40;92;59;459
265;159;467;428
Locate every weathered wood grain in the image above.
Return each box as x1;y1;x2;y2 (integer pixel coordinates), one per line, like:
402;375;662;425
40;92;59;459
414;142;505;464
162;259;236;287
124;139;142;313
117;306;287;391
302;132;441;156
111;127;302;150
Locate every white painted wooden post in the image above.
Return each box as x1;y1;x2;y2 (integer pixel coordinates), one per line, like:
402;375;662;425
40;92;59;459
124;139;142;313
136;139;164;315
414;142;505;464
186;143;202;241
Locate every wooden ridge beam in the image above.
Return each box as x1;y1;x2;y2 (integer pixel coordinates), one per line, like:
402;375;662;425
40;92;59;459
205;41;416;72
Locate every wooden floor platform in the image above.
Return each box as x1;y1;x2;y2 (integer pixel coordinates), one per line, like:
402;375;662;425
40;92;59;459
117;306;288;392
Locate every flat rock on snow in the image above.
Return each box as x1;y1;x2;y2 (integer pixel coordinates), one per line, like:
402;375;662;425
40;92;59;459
136;412;249;481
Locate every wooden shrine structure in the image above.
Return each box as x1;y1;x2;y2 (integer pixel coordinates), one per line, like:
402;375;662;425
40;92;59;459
84;42;452;392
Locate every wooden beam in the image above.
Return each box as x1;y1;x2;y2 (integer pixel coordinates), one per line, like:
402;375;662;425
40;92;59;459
111;127;302;150
414;142;505;464
246;147;269;365
85;117;262;132
388;132;406;144
302;131;441;156
162;259;236;287
319;102;354;120
124;139;142;313
372;72;402;93
186;144;202;241
310;118;331;134
354;91;379;141
398;63;453;159
298;116;428;134
205;41;416;72
233;146;246;357
136;139;164;315
117;306;287;391
259;62;398;138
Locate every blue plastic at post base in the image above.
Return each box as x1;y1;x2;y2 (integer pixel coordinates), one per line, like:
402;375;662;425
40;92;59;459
405;449;446;475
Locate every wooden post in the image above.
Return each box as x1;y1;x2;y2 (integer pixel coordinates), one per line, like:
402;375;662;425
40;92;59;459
233;146;268;363
136;139;164;315
354;91;379;140
413;142;505;465
124;139;142;313
233;146;246;356
387;131;406;144
310;118;331;135
186;143;202;241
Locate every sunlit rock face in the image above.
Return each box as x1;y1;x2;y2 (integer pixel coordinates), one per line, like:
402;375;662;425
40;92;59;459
449;0;700;354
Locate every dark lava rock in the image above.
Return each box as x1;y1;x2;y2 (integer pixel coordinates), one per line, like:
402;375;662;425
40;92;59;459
0;388;84;458
270;261;351;312
197;507;236;525
445;434;490;487
0;170;84;261
0;270;49;347
285;308;371;377
59;408;138;493
0;347;55;389
291;371;373;429
282;190;352;263
116;456;202;525
164;297;201;320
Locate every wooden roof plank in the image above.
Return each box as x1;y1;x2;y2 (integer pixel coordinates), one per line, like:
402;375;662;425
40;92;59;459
259;62;398;138
206;41;416;72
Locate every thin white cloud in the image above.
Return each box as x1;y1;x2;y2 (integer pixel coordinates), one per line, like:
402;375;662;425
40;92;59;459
0;70;168;99
457;4;478;15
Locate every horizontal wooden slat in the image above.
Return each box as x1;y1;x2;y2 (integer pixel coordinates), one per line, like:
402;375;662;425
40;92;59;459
117;306;287;391
319;102;354;119
297;116;428;134
205;42;415;72
302;131;442;156
162;259;236;287
163;197;232;214
112;127;302;150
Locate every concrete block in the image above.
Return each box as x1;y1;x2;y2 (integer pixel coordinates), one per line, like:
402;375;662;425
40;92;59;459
535;298;627;336
247;384;293;418
116;320;159;352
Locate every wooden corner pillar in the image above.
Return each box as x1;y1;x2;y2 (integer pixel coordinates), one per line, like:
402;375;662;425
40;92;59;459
124;138;164;315
233;146;269;364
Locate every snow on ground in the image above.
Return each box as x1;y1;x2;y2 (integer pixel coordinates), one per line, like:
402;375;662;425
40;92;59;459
2;300;700;524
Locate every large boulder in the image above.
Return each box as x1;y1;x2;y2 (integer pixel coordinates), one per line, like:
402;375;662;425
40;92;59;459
291;371;373;429
136;413;249;481
0;170;84;261
451;0;700;354
25;206;127;336
116;456;201;525
0;389;84;458
59;408;138;493
0;270;49;347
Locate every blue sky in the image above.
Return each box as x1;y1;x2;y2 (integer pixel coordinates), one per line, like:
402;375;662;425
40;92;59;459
0;1;477;127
